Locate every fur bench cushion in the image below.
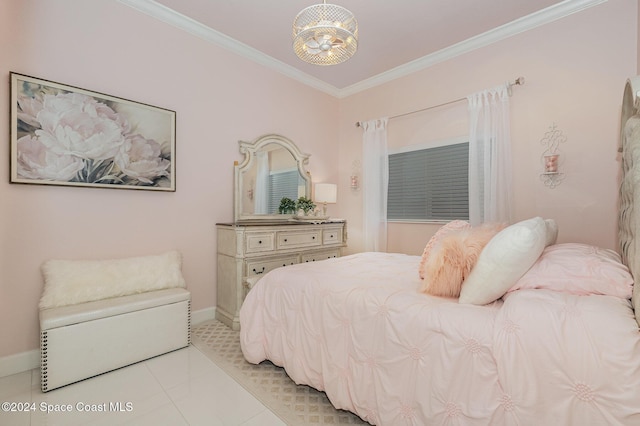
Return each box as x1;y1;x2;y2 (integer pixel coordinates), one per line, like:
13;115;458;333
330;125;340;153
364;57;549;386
40;251;186;309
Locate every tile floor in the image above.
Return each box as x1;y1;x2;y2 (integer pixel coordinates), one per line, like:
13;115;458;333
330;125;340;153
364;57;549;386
0;345;286;426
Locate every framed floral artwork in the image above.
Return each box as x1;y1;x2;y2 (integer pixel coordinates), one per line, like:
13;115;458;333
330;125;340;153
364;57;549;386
10;72;176;191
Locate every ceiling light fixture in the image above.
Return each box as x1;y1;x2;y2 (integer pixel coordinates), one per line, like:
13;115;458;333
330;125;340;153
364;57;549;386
292;1;358;66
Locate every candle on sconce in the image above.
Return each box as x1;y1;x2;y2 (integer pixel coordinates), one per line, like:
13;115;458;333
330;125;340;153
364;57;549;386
350;175;359;190
539;123;565;188
544;154;559;173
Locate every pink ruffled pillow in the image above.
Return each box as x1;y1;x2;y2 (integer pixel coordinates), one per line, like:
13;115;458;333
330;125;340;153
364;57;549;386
419;223;505;298
508;243;633;299
419;220;471;280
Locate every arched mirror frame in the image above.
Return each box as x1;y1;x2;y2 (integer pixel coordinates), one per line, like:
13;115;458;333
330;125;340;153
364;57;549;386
234;134;311;222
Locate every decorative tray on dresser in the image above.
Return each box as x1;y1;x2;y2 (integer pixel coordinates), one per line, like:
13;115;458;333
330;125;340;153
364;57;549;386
215;220;347;330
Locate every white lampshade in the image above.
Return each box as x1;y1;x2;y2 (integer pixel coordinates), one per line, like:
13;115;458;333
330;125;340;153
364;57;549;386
315;183;337;204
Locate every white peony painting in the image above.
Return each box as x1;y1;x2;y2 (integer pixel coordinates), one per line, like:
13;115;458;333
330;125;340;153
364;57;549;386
10;73;176;191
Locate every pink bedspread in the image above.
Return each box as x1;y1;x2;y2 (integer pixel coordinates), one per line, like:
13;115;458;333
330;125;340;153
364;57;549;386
240;253;640;425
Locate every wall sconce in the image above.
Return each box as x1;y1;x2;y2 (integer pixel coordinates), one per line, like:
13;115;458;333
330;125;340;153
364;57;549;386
350;175;359;191
351;160;361;191
314;183;337;217
540;123;565;189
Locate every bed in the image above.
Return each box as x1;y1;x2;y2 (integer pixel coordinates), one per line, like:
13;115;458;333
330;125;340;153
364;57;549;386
240;101;640;426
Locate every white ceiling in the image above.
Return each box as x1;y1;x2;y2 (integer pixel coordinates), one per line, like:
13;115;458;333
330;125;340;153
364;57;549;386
119;0;605;97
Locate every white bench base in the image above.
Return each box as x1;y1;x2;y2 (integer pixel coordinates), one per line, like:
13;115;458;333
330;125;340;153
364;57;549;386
39;288;190;392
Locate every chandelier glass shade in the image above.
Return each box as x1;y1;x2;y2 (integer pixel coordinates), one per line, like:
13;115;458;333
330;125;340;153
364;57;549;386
292;1;358;66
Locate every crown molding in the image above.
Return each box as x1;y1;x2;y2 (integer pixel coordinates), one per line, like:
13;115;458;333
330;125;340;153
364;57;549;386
118;0;606;99
337;0;607;98
116;0;341;97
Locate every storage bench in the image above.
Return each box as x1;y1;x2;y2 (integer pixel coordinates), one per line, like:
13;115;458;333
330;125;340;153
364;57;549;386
38;251;191;392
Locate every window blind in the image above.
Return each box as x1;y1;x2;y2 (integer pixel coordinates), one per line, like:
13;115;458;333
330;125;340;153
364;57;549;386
268;170;301;214
387;142;469;221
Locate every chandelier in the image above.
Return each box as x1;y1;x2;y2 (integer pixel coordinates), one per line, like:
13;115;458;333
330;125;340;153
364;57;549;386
292;1;358;66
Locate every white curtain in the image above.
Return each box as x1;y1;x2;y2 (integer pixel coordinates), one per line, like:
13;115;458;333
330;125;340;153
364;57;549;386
254;150;269;214
467;85;513;225
362;118;389;252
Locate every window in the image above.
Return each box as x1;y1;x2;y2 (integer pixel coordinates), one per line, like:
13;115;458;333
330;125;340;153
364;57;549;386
387;140;469;221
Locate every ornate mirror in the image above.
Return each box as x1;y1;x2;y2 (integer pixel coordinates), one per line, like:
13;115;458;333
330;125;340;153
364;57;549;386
234;134;311;222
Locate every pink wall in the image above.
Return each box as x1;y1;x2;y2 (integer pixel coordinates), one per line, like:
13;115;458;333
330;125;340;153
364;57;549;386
1;0;638;360
0;0;340;358
338;0;638;255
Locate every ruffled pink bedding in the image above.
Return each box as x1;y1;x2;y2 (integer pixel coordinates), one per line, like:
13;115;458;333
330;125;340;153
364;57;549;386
239;252;640;425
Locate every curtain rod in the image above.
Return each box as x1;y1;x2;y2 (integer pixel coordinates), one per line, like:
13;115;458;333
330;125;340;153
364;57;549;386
355;76;525;128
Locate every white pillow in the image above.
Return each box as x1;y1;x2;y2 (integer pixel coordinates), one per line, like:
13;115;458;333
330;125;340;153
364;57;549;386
544;219;558;246
40;251;186;309
458;217;548;305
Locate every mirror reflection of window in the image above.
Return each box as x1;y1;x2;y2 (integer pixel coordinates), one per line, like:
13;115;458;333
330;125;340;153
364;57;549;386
268;170;305;214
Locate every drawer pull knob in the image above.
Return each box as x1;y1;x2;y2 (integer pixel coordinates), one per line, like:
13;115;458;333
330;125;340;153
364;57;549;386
312;236;316;240
330;234;334;238
284;238;288;242
253;267;265;274
258;240;262;244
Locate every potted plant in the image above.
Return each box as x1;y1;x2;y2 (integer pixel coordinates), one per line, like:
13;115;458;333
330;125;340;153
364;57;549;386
278;197;297;214
296;197;316;216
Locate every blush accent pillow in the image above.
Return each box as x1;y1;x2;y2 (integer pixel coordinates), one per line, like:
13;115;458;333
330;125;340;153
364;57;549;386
458;217;549;305
419;220;471;280
508;243;633;299
420;223;505;297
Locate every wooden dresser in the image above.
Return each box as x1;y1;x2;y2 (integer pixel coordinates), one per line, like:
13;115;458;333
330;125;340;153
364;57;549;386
215;220;347;330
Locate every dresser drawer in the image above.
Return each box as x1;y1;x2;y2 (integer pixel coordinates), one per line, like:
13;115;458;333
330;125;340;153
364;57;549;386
245;232;276;253
216;221;347;332
246;255;299;278
323;227;343;244
301;249;341;263
277;230;322;249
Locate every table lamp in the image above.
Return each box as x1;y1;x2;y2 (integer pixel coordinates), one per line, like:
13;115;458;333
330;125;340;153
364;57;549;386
314;183;337;217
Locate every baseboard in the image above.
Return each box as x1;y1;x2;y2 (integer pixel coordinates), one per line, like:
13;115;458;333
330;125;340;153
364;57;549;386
191;306;216;326
0;349;40;378
0;306;217;379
